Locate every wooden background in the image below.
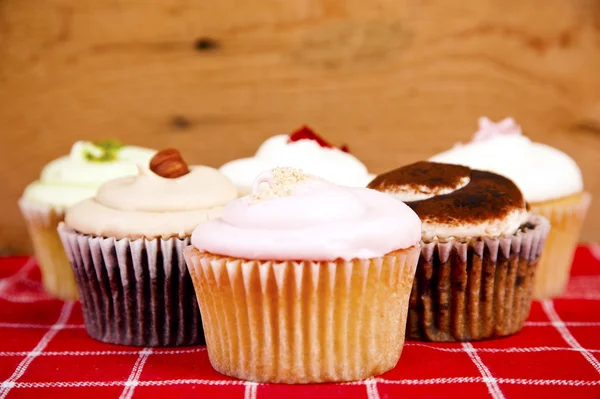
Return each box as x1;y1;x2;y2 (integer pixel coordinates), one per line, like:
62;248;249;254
1;0;599;253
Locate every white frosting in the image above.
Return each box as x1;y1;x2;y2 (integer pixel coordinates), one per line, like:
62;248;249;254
379;183;529;239
429;117;583;203
65;166;238;239
384;176;471;202
421;209;530;241
220;134;374;194
22;141;156;209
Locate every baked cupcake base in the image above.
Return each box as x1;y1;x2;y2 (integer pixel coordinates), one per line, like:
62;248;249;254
59;224;203;347
530;192;591;299
407;215;550;342
19;199;78;300
184;246;420;384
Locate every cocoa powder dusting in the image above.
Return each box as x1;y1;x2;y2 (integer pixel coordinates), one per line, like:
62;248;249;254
368;161;471;192
369;162;526;225
408;170;525;225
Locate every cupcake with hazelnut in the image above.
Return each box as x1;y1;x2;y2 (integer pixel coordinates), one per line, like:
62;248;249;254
58;149;237;347
219;125;374;195
368;162;550;341
184;167;421;383
20;140;155;300
430;117;590;298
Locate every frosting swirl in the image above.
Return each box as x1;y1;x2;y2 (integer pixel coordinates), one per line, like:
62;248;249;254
65;164;237;239
369;162;529;240
22;141;156;209
429;117;583;203
219;127;374;195
191;167;421;260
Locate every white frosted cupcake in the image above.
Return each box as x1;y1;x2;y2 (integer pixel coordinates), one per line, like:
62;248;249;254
58;149;237;347
184;167;421;383
19;140;155;299
219;126;375;195
430;117;590;299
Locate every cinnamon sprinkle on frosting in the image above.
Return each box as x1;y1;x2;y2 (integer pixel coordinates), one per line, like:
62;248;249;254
249;167;312;203
368;161;527;236
369;161;471;194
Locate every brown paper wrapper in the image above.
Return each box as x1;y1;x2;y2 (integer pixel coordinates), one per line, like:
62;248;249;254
184;246;420;384
407;215;550;342
58;224;203;347
530;192;591;299
19;199;78;300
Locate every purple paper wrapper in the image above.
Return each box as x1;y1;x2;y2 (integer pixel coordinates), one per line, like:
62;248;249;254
58;224;203;347
407;214;550;342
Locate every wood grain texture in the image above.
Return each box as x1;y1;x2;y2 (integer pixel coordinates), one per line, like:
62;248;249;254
1;0;599;253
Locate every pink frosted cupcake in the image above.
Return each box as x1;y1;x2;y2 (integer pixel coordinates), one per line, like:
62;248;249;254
184;167;421;383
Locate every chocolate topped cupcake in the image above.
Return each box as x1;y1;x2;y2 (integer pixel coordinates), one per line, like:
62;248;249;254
369;161;550;341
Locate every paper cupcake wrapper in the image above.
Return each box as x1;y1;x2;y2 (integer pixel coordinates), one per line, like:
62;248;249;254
59;224;203;347
184;246;420;384
19;199;78;300
407;214;550;342
530;192;591;299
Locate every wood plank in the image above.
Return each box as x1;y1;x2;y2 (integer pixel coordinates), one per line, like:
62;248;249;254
1;0;599;252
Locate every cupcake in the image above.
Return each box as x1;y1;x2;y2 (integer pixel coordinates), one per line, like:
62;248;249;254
219;125;374;195
20;140;156;300
184;167;421;383
368;162;550;341
58;149;237;347
430;117;590;298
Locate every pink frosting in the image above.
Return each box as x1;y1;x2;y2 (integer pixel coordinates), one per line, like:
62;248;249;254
472;117;522;142
191;171;421;261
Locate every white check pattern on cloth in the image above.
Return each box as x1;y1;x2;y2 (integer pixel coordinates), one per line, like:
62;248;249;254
541;300;600;373
0;301;74;399
0;307;597;396
120;348;154;399
0;378;598;389
244;381;258;399
365;377;381;399
462;343;506;399
0;252;599;398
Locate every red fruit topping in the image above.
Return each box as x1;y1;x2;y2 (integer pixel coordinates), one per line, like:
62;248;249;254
288;125;334;148
287;125;351;153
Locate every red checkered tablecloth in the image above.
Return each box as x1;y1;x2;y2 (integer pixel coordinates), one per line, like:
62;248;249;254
0;247;599;399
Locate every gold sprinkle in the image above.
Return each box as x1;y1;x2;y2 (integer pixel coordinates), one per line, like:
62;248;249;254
249;167;312;203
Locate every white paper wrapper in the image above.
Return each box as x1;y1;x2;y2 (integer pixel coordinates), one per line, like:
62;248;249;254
407;214;550;341
19;199;78;300
59;224;203;347
184;246;420;384
530;192;591;299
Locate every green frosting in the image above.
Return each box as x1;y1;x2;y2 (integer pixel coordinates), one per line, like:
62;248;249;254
83;139;125;163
